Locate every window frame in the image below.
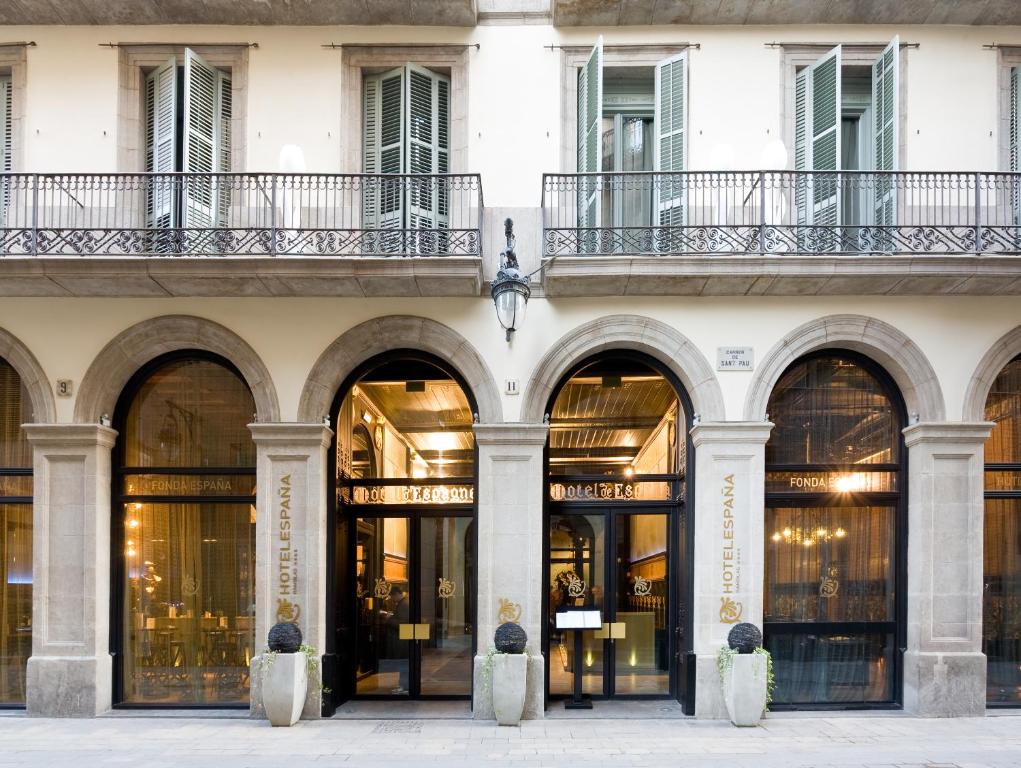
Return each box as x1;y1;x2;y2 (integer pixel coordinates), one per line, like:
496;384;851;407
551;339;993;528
117;45;248;173
341;46;469;175
997;47;1021;173
0;45;27;173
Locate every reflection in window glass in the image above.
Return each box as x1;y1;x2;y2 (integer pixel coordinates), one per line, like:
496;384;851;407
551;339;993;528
984;357;1021;705
764;354;902;707
118;356;256;706
0;359;31;706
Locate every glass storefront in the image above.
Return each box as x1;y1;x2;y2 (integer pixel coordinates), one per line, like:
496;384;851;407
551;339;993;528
335;356;475;700
545;355;687;703
115;356;256;706
764;353;904;707
984;356;1021;706
0;360;31;707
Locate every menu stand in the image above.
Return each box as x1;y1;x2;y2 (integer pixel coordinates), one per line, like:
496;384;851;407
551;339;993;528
555;606;602;710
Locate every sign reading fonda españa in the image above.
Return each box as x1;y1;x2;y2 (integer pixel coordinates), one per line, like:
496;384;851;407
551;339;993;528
276;474;301;624
719;473;743;625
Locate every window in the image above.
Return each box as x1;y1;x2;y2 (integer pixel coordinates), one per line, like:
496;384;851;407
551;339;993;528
362;64;450;234
0;358;31;707
114;355;256;707
0;73;11;225
144;49;232;230
792;39;900;245
764;353;905;708
983;355;1021;706
576;39;688;240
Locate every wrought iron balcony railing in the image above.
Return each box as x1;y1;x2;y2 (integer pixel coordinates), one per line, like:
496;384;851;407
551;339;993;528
0;173;483;258
542;171;1021;257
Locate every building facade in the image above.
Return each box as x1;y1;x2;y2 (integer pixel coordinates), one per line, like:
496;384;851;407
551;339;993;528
1;0;1021;720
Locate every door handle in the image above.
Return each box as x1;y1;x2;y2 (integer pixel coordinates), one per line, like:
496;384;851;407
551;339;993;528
398;623;431;640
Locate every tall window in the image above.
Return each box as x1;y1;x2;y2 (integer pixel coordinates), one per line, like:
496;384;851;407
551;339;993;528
984;355;1021;706
362;64;450;235
764;353;904;707
0;73;12;224
145;50;232;230
114;355;255;707
0;358;31;707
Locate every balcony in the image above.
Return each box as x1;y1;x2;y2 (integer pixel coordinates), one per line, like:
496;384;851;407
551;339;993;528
541;171;1021;297
0;173;484;297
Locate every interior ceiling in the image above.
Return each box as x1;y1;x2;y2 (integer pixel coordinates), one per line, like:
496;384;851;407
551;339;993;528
358;379;474;458
549;375;677;465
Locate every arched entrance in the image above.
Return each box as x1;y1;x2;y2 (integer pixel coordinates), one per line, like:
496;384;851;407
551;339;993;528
763;350;906;709
329;351;477;703
983;354;1021;707
110;352;258;707
543;352;693;706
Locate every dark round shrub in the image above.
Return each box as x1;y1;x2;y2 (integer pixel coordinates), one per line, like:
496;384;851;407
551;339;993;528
494;622;527;654
727;622;762;654
268;621;303;653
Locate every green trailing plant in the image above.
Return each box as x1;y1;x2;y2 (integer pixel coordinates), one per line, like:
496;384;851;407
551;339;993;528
257;644;327;697
716;645;775;708
479;646;532;693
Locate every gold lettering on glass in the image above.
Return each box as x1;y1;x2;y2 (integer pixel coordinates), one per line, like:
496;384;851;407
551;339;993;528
566;574;586;599
437;577;456;599
374;577;392;599
633;575;652;597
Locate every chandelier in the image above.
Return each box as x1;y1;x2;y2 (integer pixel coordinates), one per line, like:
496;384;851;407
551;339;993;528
771;525;847;547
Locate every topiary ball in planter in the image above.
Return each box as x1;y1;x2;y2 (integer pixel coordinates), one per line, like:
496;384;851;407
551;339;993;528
268;621;303;653
494;622;527;654
727;622;762;654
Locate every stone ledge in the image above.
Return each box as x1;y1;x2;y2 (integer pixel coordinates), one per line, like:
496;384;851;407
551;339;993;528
0;256;484;298
689;421;774;447
903;421;995;447
541;255;1021;297
248;423;334;447
473;423;549;445
23;423;118;449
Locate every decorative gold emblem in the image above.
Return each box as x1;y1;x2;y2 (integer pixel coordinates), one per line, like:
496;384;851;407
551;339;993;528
566;574;586;599
633;576;652;597
498;598;522;624
374;578;392;599
719;596;743;624
276;597;301;623
819;566;840;598
181;574;198;597
438;577;456;599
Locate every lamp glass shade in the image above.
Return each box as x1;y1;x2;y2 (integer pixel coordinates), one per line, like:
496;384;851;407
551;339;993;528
494;286;526;332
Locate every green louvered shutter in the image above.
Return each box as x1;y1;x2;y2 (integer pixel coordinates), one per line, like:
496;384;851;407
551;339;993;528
363;67;405;250
795;46;841;250
655;51;687;252
0;75;11;228
182;48;220;236
577;38;602;250
217;69;232;227
145;57;177;232
406;63;450;252
872;37;899;248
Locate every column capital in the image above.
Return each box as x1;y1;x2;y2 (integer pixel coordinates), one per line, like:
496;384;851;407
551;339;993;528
23;423;117;449
689;421;773;447
473;422;549;446
248;422;333;448
902;421;994;448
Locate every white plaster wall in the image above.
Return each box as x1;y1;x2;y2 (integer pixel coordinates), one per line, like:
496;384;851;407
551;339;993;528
2;23;1020;201
0;295;1019;424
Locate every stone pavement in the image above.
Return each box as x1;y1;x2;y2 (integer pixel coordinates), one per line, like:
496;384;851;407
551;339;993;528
0;712;1020;767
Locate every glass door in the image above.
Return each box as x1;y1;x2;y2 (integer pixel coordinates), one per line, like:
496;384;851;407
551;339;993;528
353;514;474;699
547;508;670;699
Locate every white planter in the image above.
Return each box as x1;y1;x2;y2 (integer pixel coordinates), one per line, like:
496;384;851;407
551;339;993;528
262;653;308;727
723;653;768;727
491;653;527;726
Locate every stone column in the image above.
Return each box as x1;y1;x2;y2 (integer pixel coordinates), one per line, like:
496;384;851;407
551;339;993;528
689;422;772;719
903;422;993;717
248;423;332;720
24;424;117;717
471;423;547;720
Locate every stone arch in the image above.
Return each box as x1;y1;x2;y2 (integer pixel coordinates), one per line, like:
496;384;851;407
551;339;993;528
74;315;280;423
297;315;502;424
0;326;57;423
963;325;1021;422
519;315;725;423
744;314;945;422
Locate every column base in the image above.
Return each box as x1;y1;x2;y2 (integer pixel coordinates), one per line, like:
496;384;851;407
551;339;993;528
472;653;544;720
26;655;112;717
903;651;986;717
694;653;727;719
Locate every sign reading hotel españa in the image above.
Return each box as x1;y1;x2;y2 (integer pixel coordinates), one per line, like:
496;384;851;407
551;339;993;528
276;474;301;624
719;473;743;625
